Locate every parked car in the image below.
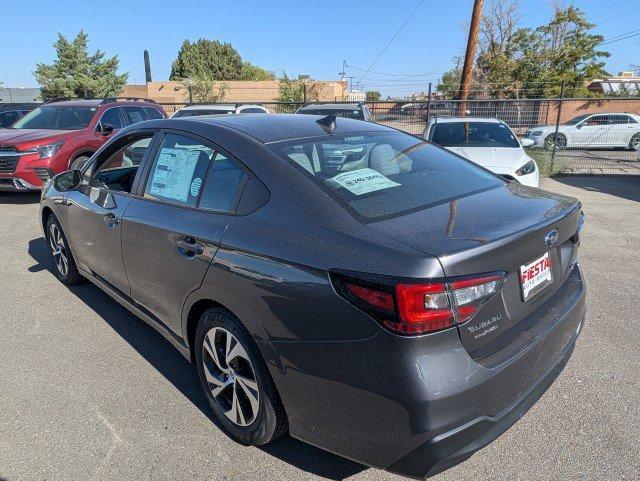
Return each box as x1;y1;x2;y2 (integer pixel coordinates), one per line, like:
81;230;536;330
0;104;36;128
171;104;269;118
425;117;539;187
296;102;374;121
525;112;640;150
40;113;586;479
0;98;166;191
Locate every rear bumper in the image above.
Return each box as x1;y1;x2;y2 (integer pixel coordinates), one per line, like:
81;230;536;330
387;315;582;478
267;266;586;477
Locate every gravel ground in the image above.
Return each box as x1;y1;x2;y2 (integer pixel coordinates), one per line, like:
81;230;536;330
0;175;638;481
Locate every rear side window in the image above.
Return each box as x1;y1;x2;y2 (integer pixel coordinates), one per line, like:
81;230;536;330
144;133;213;207
270;131;502;221
144;107;164;119
199;153;246;212
123;106;146;125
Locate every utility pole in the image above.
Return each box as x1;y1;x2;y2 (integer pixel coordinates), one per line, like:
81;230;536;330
458;0;483;116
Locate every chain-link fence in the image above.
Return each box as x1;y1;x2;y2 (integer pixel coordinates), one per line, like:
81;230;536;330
156;96;640;176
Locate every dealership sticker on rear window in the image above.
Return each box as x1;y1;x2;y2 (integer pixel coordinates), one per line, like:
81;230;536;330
329;168;400;196
190;177;202;197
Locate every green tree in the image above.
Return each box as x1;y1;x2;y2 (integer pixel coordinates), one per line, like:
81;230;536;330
365;90;381;101
34;31;127;100
437;67;462;98
170;39;244;81
241;61;275;81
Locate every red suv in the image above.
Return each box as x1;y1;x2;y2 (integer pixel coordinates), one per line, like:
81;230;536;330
0;98;166;191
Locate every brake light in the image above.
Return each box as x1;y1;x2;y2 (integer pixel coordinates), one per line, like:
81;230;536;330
340;273;504;336
346;283;394;311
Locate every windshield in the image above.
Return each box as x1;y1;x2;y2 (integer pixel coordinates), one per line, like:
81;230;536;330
564;114;591;126
269;131;502;221
299;108;364;120
174;108;234;118
12;106;96;130
430;121;520;148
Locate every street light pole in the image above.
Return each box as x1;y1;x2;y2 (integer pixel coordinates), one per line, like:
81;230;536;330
458;0;483;116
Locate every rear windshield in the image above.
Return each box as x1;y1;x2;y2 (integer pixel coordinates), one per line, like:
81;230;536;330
430;121;519;148
174;108;234;118
299;108;364;120
12;106;96;130
270;131;502;221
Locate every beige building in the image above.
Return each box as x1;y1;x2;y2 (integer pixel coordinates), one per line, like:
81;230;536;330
122;80;347;107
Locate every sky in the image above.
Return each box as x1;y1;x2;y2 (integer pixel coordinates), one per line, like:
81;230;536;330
1;0;639;98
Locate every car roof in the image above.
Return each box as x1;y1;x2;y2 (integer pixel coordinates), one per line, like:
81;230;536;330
43;99;158;108
181;113;391;143
431;116;503;124
180;104;237;111
298;103;363;111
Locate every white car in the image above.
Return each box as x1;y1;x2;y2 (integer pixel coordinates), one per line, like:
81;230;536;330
171;104;269;118
424;117;539;187
525;113;640;150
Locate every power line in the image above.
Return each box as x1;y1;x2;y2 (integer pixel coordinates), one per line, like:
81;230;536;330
598;3;640;23
357;0;426;83
600;30;640;45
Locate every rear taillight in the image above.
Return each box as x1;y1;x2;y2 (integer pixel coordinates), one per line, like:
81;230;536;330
341;273;504;336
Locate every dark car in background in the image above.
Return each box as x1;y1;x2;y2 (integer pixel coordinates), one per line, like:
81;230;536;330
0;103;36;128
0;97;165;191
296;102;374;121
40;113;585;479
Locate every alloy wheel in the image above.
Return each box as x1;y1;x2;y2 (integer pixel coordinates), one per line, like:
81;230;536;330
202;327;260;427
48;223;69;276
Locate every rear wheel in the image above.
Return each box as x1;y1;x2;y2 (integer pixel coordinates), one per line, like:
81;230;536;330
629;133;640;151
195;307;286;445
45;214;83;285
544;133;566;150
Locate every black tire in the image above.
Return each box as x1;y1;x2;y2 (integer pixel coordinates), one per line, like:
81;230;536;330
544;133;567;151
45;214;83;285
629;133;640;151
70;155;90;171
195;307;287;445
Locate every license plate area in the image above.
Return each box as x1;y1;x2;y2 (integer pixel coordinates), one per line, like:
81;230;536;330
519;252;553;301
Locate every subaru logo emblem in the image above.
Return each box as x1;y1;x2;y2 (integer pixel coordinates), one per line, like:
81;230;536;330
544;229;559;247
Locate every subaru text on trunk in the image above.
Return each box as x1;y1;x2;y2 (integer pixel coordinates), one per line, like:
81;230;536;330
39;114;586;479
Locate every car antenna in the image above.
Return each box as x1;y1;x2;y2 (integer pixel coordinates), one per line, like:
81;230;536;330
316;114;337;134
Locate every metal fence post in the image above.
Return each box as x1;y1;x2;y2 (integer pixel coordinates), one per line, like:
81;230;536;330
550;80;565;173
303;83;307;106
425;82;432;126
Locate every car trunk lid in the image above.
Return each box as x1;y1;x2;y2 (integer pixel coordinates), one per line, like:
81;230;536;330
369;183;582;357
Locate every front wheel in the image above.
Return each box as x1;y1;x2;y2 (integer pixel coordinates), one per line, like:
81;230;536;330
544;133;567;150
70;155;91;171
629;133;640;151
46;214;83;285
195;307;287;445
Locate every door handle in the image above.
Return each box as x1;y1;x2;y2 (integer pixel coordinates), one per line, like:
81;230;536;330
176;237;204;258
103;213;120;229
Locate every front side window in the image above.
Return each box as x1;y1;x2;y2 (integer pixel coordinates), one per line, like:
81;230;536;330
144;133;214;207
84;135;154;193
98;108;125;130
123;106;146;125
12;106;96;130
584;115;609;126
564;114;591;126
270;131;502;221
0;111;20;128
430;121;520;148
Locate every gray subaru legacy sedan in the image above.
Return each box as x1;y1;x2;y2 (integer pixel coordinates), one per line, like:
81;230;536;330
39;114;586;479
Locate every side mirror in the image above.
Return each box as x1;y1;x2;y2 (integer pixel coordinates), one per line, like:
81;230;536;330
100;123;115;135
53;170;81;192
520;138;535;148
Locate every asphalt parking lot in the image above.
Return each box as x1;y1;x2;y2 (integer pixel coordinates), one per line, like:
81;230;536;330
0;176;638;481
